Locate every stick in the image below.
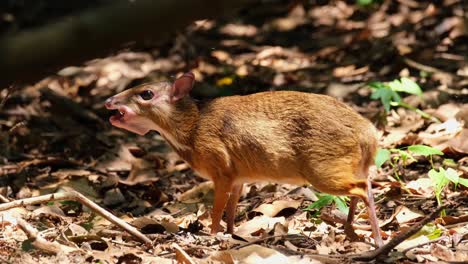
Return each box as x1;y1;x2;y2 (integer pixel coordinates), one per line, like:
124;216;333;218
403;57;454;77
0;190;152;245
16;217;78;254
173;243;196;264
0;194;9;203
40;87;106;127
0;85;14;110
351;206;444;261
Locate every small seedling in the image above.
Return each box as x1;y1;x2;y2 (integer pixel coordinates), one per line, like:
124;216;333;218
375;145;443;181
369;77;432;119
428;167;467;216
304;193;349;215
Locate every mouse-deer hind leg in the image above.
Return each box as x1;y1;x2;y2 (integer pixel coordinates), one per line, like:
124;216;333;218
364;178;383;247
344;196;362;242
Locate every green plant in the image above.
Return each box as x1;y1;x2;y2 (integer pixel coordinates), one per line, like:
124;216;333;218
428;167;467;216
375;145;443;181
304;193;349;214
377;144;466;216
356;0;380;6
369;77;431;119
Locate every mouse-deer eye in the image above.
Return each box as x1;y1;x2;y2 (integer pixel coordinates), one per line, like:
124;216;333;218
139;90;154;100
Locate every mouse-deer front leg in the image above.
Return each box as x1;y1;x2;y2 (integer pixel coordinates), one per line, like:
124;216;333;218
210;179;233;234
225;184;243;234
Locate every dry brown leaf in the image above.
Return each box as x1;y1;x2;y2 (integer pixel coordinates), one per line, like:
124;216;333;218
214;244;318;264
437;214;468;226
419;118;463;147
395;206;424;225
33;204;66;218
430;243;456;262
178;181;214;203
64;223;89;237
406;178;434;196
235;216;286;237
252;200;301;217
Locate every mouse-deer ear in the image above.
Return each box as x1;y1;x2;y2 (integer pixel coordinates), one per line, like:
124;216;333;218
170;72;195;102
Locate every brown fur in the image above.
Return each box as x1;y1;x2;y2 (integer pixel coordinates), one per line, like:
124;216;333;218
107;83;383;246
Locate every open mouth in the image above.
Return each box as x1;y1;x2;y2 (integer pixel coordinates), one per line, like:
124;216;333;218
109;107;128;123
110;109;125;120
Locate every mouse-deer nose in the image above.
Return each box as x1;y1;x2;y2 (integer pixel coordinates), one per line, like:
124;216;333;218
105;97;114;109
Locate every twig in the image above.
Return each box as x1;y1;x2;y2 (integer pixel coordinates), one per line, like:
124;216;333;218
403;57;454;77
230;234;305;250
0;85;14;110
0;190;152;245
173;243;196;264
16;217;78;254
39;87;106;127
351;206;444;261
0;194;9;203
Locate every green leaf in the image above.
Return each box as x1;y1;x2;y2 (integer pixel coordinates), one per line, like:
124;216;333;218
458;178;468;188
369;81;387;90
428;168;450;195
371;88;393;112
400;77;423;95
357;0;374;6
388;78;422;95
443;159;457;167
444;168;461;189
375;148;391;168
304;195;334;211
408;145;444;157
333;196;349;214
395;149;416;165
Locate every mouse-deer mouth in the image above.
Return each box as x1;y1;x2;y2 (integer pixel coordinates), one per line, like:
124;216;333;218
110;108;125;120
109;106;131;123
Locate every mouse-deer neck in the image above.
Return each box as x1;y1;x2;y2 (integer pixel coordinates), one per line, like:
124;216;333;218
148;97;199;160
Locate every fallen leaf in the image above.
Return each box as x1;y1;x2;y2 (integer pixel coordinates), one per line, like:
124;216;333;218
431;243;455;262
406;178;434;196
253;200;301;217
395;206;424;225
235;216;286;237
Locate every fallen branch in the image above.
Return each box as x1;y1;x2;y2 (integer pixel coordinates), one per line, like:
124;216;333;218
351;206;444;261
0;194;9;203
0;85;14;110
40;87;105;128
16;217;78;254
403;57;454;78
173;243;197;264
0;190;152;245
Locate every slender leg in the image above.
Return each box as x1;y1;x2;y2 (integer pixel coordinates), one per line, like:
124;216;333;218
225;184;243;234
210;180;232;234
365;178;384;247
346;196;358;225
344;196;361;242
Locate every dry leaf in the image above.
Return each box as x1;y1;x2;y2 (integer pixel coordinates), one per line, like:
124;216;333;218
253;200;301;217
395;206;424;225
235;216;285;237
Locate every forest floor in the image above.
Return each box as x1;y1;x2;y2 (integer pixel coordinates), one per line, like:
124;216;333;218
0;1;467;263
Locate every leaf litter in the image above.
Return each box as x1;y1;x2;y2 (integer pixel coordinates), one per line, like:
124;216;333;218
0;0;467;263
